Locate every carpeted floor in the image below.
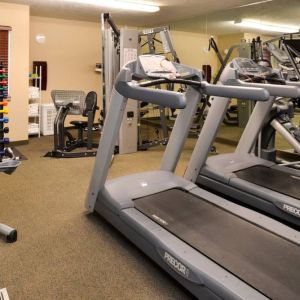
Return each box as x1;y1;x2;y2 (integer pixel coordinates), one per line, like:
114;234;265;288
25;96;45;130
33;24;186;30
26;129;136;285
1;111;298;300
0;134;236;300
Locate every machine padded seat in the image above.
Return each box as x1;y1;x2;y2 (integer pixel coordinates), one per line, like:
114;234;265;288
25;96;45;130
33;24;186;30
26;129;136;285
71;91;98;128
70;120;89;128
70;120;100;131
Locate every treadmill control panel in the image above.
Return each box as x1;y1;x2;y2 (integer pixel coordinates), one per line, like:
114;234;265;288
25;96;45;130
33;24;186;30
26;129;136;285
265;42;290;64
138;55;180;79
138;54;201;80
231;57;274;78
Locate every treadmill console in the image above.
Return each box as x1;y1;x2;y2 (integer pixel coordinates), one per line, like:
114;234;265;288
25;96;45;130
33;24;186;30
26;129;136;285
138;55;179;79
138;55;201;80
265;42;290;64
231;57;274;78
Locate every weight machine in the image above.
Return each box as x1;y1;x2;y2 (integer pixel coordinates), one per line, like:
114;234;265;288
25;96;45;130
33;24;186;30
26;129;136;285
138;26;181;150
101;13;138;154
101;13;180;153
45;90;100;158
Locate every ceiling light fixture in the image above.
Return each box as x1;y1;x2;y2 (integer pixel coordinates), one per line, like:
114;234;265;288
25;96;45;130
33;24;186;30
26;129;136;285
66;0;160;13
235;0;273;8
234;19;299;34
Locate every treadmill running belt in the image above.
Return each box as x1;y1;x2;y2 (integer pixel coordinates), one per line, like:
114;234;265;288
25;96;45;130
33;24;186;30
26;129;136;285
134;189;300;300
234;165;300;200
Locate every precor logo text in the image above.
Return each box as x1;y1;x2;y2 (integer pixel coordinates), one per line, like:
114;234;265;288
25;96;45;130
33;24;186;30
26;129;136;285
164;251;189;278
282;203;300;217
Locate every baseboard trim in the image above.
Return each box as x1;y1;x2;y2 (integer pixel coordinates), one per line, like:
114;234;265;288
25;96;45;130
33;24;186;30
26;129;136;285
10;140;29;146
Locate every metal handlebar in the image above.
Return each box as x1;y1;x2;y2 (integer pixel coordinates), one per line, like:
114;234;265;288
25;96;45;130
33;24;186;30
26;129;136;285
114;65;271;109
231;79;300;98
115;80;186;110
201;82;269;101
286;81;300;87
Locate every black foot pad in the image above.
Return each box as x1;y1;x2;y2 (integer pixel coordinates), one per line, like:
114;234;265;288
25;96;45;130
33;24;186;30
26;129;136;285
6;229;17;243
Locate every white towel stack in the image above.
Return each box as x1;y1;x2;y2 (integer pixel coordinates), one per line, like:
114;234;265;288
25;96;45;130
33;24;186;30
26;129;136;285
29;86;40;99
28;103;39;116
28;123;39;134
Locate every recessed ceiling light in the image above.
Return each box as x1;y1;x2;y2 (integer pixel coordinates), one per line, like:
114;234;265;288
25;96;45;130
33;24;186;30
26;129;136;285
65;0;160;13
234;19;299;34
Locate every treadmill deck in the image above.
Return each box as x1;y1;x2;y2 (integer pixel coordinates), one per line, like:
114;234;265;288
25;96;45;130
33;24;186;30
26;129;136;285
134;189;300;300
234;165;300;200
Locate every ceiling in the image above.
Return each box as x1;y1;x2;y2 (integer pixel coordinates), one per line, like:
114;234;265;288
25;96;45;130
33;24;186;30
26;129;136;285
0;0;299;34
172;0;300;34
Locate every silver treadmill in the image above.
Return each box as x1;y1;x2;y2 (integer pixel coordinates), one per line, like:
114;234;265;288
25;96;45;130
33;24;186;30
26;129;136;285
190;57;300;227
85;55;300;300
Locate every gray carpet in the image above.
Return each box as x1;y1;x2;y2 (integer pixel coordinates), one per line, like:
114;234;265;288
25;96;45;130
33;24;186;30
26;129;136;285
3;136;231;300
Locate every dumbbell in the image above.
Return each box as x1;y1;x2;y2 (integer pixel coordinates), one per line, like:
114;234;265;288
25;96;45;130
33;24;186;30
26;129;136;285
0;90;8;95
0;74;8;78
0;80;7;85
0;127;9;134
0;138;9;144
0;108;8;114
0;86;8;91
0;101;8;106
0;117;9;123
0;69;6;73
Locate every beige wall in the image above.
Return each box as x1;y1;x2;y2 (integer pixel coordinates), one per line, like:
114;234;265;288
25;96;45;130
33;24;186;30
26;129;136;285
30;16;101;123
0;6;280;142
30;16;101;102
217;32;244;61
244;32;275;42
139;26;218;77
29;18;219;123
28;16;276;130
0;3;29;142
217;32;275;62
171;30;219;80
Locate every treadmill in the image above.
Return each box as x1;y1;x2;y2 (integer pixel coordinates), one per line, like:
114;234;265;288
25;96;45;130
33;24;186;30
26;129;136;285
190;57;300;228
85;55;300;300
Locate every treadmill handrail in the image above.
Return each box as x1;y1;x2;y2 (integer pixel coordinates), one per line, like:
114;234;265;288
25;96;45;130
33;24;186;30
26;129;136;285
138;78;270;101
115;65;269;106
286;80;300;87
227;79;300;98
115;78;187;109
201;82;269;101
